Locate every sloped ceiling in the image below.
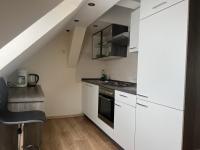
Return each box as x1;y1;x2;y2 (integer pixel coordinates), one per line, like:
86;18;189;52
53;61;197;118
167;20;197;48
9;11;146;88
66;0;122;66
0;0;86;77
0;0;63;49
0;0;138;77
116;0;140;9
99;5;133;26
65;0;121;28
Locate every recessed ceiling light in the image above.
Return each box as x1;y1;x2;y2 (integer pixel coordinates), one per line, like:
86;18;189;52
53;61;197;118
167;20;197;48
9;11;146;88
74;19;80;22
88;2;95;6
93;25;98;27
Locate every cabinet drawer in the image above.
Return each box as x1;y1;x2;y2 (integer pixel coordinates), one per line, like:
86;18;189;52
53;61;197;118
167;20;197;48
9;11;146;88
129;9;140;52
8;102;45;112
140;0;184;19
115;91;136;107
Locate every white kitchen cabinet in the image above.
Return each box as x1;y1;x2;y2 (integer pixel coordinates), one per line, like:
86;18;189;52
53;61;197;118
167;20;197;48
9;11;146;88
115;91;137;107
82;82;99;124
114;91;136;150
140;0;184;19
137;1;189;110
135;99;183;150
97;118;114;139
129;8;140;52
114;101;135;150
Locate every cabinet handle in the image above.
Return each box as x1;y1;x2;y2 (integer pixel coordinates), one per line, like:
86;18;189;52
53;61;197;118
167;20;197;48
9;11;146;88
85;84;93;87
137;94;148;98
99;95;112;102
115;104;122;107
119;94;128;98
152;1;167;9
130;47;137;49
137;103;148;108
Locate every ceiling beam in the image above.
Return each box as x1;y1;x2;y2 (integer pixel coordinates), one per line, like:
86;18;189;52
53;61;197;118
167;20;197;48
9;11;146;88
68;26;86;67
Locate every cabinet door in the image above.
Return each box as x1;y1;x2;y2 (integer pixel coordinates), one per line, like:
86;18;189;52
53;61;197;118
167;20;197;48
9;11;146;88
137;1;188;110
92;31;102;59
140;0;184;19
88;84;99;124
82;82;90;117
135;99;183;150
114;101;135;150
102;25;112;57
82;82;99;124
129;9;140;52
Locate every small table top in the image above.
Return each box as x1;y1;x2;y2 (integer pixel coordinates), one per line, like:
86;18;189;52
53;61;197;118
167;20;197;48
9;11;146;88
8;85;45;103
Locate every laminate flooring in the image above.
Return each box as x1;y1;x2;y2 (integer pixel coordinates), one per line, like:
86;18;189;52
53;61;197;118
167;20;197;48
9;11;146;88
41;116;120;150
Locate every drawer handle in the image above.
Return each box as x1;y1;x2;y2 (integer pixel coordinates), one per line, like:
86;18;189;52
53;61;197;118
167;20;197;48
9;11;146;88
130;47;137;49
85;84;93;87
137;103;148;108
115;104;122;107
99;95;112;102
137;94;148;98
152;1;167;9
119;94;128;98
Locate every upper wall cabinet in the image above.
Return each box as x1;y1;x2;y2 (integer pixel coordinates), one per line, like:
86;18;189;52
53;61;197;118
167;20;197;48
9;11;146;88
92;24;128;60
92;31;102;59
140;0;184;19
129;8;140;53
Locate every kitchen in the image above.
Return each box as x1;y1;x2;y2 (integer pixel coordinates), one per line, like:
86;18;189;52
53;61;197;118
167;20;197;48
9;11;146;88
0;0;199;150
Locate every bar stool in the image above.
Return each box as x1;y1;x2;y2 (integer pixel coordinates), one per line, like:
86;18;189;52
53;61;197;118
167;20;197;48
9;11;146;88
0;78;46;150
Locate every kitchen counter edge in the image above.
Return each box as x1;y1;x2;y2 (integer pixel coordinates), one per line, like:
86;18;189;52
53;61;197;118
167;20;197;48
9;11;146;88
82;79;137;95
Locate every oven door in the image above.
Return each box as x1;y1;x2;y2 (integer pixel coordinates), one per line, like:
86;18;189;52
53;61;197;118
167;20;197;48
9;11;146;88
98;94;114;128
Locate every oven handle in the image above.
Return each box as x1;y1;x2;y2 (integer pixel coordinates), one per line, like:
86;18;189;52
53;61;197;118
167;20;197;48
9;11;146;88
99;95;112;102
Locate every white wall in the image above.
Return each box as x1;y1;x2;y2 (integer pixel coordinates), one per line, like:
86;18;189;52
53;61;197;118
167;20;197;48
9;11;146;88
0;0;85;78
7;29;137;117
77;31;138;83
76;31;106;79
105;52;138;82
77;30;138;82
8;30;105;117
18;32;82;117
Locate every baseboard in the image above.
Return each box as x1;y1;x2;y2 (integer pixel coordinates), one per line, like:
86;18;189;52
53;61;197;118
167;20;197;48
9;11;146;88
47;113;84;120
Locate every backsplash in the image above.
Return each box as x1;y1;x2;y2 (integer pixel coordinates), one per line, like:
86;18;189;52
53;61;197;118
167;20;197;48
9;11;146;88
77;31;138;83
104;52;138;83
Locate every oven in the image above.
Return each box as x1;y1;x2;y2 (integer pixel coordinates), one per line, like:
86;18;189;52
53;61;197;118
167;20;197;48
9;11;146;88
98;87;114;128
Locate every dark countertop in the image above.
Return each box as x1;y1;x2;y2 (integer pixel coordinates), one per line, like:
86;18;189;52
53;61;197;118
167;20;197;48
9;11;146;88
82;79;137;95
8;85;45;103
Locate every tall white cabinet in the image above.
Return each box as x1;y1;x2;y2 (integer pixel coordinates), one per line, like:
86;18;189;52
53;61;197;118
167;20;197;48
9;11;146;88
137;0;189;110
136;0;189;150
129;8;140;52
114;91;136;150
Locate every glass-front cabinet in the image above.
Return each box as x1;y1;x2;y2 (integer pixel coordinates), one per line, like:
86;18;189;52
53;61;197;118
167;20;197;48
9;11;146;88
92;31;102;59
92;24;129;59
102;25;112;57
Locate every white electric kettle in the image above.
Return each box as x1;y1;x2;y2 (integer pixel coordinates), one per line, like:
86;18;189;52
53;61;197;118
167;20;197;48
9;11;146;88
16;70;27;87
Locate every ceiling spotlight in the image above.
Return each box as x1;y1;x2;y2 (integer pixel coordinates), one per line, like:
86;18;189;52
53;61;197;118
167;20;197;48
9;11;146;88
74;19;80;22
88;2;95;6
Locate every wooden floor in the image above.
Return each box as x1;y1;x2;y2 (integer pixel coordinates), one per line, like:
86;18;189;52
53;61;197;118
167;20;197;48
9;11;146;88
41;116;120;150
